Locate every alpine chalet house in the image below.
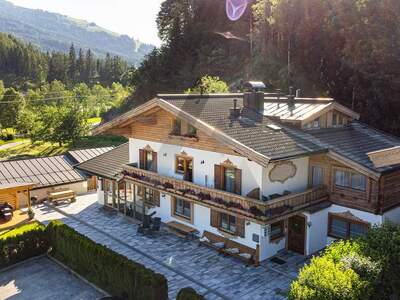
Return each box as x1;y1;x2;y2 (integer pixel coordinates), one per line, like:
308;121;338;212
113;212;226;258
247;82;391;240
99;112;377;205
78;82;400;264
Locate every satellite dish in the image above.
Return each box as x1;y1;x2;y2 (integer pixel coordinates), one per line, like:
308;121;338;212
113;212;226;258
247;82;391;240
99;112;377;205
226;0;249;21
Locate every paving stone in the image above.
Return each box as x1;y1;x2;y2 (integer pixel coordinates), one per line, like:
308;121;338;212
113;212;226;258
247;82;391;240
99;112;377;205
34;193;306;300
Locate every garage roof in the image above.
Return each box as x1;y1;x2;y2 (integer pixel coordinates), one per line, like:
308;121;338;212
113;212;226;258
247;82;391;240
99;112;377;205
0;156;85;188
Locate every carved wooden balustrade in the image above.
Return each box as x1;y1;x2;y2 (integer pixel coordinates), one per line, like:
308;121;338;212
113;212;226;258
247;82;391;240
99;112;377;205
122;165;328;223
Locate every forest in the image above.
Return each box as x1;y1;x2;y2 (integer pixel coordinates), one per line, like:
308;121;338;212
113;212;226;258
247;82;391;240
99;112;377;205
115;0;400;136
0;33;131;88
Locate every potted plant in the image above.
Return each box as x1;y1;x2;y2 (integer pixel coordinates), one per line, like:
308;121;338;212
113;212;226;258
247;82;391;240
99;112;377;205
28;208;35;220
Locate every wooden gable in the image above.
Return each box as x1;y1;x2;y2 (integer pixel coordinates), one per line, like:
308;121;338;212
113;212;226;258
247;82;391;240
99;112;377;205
309;154;379;213
105;106;238;155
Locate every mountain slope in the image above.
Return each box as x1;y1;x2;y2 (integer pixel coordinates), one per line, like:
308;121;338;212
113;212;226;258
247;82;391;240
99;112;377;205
0;0;154;65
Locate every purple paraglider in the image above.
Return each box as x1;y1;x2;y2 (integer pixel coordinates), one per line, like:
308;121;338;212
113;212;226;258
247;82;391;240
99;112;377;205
226;0;249;21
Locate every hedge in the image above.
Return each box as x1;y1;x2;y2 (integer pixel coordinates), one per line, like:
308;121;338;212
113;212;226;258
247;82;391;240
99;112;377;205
176;287;205;300
0;222;48;268
46;220;168;300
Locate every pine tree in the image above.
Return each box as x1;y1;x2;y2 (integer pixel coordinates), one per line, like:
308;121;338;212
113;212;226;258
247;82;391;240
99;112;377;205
67;43;77;84
76;48;86;83
85;49;95;85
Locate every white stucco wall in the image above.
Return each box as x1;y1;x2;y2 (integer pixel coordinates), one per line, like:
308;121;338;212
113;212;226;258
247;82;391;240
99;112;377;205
130;138;263;196
259;231;286;261
383;206;400;224
304;207;330;256
262;157;309;198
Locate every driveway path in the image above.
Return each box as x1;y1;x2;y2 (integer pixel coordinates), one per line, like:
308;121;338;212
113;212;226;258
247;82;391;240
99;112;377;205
0;140;25;151
0;256;105;300
34;194;304;300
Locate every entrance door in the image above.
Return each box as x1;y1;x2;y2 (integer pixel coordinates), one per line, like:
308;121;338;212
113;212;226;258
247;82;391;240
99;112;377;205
288;215;306;255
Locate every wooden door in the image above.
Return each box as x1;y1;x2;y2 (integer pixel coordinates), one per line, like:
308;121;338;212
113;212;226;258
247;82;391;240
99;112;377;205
288;215;306;255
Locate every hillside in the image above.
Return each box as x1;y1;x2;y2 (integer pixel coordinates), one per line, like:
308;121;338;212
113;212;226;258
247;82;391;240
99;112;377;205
0;0;154;65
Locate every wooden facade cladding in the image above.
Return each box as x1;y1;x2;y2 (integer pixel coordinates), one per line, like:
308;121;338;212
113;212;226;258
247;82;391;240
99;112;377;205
108;107;238;155
122;164;328;224
309;154;380;212
380;169;400;212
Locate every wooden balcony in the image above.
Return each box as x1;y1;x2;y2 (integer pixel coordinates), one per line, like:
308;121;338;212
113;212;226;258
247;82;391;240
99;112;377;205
122;165;329;223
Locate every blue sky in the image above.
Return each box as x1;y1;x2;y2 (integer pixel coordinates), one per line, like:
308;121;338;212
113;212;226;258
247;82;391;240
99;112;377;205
9;0;164;46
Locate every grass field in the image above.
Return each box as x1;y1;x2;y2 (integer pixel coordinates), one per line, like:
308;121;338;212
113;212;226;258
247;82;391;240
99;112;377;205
0;135;127;160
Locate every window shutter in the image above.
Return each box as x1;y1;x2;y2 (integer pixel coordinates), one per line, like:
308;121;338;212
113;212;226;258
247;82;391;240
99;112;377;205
236;217;245;238
214;165;224;190
154;190;160;207
210;209;219;228
152;152;158;172
139;149;145;169
234;168;242;195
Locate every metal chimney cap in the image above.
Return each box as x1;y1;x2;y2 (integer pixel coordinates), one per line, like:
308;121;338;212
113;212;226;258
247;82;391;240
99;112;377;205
244;81;266;92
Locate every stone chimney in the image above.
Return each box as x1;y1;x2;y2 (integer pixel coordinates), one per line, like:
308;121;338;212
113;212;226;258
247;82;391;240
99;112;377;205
242;81;266;112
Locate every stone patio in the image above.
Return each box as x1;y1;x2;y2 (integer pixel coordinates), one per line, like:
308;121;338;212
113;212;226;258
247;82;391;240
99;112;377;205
0;256;105;300
33;193;307;300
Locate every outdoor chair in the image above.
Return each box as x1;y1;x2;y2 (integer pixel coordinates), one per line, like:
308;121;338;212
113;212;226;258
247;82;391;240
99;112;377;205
151;217;161;231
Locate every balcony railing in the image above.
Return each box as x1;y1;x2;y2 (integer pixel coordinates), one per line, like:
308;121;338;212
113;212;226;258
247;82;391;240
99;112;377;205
122;165;328;222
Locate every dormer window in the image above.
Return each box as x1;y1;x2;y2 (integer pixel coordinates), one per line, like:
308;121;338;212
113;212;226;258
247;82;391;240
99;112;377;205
187;124;197;137
171;119;182;135
170;118;198;138
313;117;320;128
332;113;338;126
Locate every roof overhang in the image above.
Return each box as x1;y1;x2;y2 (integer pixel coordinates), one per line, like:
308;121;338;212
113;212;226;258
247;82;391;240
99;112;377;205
93;97;271;167
367;146;400;169
328;151;381;180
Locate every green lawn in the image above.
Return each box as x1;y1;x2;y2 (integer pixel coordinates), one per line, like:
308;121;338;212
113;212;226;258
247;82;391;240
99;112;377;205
0;135;127;160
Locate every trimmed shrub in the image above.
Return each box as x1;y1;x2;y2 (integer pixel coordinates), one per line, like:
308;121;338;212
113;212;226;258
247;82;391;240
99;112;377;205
289;241;374;300
46;220;168;300
176;287;205;300
0;222;48;268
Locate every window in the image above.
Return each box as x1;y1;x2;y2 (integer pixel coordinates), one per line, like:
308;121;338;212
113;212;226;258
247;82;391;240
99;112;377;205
312;166;324;187
328;214;369;239
313;117;320;128
175;155;193;181
335;169;366;191
332;113;337;126
220;213;236;233
146;151;153;171
139;148;157;172
174;198;191;220
187;124;197;137
270;220;284;241
171;119;181;135
215;163;241;195
224;167;236;193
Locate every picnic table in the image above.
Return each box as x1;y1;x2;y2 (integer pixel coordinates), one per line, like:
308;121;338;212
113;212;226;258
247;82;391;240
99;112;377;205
167;221;198;239
47;189;76;205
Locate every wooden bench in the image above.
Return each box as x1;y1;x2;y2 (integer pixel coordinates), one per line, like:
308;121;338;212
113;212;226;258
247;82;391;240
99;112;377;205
199;230;258;266
47;189;76;205
167;221;198;239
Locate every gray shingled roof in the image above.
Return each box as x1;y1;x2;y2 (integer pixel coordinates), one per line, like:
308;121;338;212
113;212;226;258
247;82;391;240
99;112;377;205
162;96;325;160
75;143;129;179
161;95;400;173
0;156;85;188
66;147;114;164
307;122;400;173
